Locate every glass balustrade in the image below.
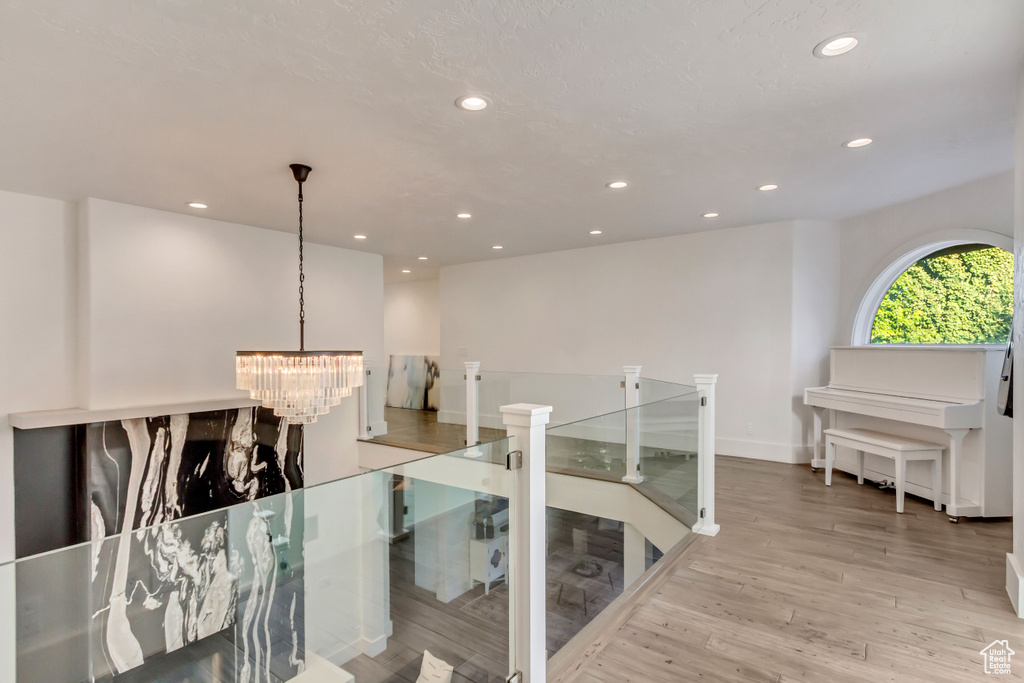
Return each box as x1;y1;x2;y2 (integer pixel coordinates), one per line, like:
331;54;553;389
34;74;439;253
545;409;628;479
543;390;705;660
638;377;698;406
4;439;516;683
638;390;703;522
5;368;712;681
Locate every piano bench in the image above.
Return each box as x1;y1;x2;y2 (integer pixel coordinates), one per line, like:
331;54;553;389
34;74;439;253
823;427;944;514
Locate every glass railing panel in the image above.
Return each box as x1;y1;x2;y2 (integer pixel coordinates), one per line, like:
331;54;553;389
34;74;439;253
545;409;627;480
364;364;388;437
638;377;697;406
358;439;515;682
436;367;468;431
1;564;14;683
395;369;626;451
474;371;624;429
638;392;702;520
14;542;93;683
5;439;516;683
545;506;627;655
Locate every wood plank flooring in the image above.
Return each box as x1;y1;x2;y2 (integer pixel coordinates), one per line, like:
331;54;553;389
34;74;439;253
561;456;1024;683
366;407;506;454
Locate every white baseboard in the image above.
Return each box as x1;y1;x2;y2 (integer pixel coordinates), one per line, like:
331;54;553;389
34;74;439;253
1007;554;1024;617
367;420;388;437
717;438;812;464
436;410;465;426
316;627;394;671
360;629;390;657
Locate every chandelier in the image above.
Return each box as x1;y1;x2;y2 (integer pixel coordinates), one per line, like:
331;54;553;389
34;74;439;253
236;164;364;424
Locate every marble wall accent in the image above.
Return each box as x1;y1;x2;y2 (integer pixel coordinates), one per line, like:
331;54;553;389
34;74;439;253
386;355;441;411
14;406;307;682
87;407;303;538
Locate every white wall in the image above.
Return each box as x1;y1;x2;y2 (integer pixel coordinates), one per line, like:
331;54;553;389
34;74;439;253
0;193;386;563
441;221;830;462
76;198;384;486
0;191;78;564
790;221;841;456
838;171;1014;344
384;279;440;358
1009;69;1024;614
0;191;78;682
78;198;385;408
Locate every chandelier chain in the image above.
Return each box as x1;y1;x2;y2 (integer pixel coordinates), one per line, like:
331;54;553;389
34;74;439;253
298;181;305;351
236;163;364;426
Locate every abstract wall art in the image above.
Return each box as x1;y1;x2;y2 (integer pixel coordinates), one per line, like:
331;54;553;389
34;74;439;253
386;354;441;411
14;406;306;682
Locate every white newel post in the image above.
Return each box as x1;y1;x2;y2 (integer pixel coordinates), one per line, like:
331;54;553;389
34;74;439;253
466;361;481;447
693;374;720;537
358;368;371;438
622;365;643;484
501;403;552;683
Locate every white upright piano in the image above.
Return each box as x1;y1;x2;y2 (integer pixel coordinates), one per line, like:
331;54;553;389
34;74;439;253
804;346;1012;519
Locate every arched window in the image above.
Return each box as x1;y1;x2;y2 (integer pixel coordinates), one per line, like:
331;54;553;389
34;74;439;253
869;244;1013;345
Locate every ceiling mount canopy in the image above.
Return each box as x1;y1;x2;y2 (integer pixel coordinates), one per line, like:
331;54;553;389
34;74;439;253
236;164;363;425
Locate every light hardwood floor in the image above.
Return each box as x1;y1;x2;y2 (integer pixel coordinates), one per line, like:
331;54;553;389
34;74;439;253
561;456;1024;683
366;407;506;454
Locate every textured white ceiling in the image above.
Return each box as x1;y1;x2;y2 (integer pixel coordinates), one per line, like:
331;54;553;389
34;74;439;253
0;0;1022;282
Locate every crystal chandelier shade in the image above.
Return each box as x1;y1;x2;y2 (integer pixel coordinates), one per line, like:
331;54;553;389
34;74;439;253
236;351;363;424
236;164;363;424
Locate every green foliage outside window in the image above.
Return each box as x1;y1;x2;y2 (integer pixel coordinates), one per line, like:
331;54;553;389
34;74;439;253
870;246;1013;345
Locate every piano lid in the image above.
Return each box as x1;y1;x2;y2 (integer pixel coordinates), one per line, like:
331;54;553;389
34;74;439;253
803;385;983;430
828;347;986;403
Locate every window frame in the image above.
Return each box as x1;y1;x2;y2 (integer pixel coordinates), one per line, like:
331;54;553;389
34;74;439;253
852;233;1013;346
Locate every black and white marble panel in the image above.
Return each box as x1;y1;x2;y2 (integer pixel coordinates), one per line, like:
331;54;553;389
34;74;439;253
87;407;303;538
83;407;304;680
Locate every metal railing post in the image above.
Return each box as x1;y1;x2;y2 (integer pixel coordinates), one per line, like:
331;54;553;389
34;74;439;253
358;368;371;437
466;361;481;447
693;374;720;536
622;365;642;483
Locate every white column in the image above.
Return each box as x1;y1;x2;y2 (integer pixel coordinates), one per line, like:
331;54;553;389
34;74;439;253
693;374;720;537
623;522;646;589
466;361;481;447
358;368;371;438
501;403;552;683
622;365;642;484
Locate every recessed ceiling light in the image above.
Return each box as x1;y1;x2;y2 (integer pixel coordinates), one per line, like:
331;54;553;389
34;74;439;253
456;95;489;111
354;234;367;239
589;230;602;235
758;184;779;192
492;245;503;250
187;202;208;209
607;181;628;189
418;256;428;260
703;212;719;218
814;34;859;58
843;138;873;148
402;269;411;274
457;213;472;219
